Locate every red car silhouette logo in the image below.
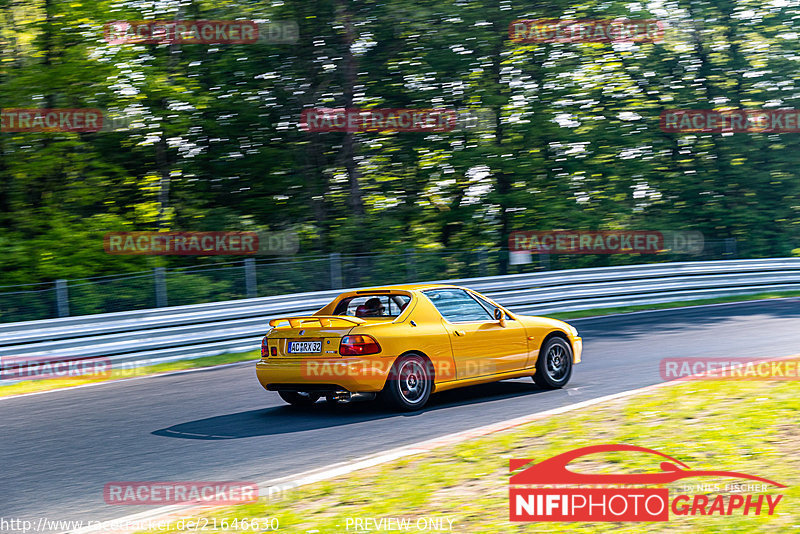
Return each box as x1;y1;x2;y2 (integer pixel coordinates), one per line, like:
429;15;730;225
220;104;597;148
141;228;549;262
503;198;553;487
510;444;785;487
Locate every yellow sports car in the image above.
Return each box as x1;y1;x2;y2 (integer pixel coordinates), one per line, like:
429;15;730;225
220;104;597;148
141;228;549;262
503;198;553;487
256;284;582;411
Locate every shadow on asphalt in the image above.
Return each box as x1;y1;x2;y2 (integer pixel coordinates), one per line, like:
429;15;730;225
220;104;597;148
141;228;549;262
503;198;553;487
151;379;549;440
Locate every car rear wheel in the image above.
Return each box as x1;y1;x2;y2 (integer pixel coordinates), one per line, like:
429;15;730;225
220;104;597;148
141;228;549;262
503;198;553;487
278;391;321;407
533;337;573;389
380;354;432;411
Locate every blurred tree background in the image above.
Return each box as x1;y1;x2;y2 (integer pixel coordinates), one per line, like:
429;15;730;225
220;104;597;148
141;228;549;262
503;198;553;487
1;0;799;289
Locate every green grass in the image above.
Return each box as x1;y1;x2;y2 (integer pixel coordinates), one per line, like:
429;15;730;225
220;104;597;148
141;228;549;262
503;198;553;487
134;365;800;533
0;351;259;397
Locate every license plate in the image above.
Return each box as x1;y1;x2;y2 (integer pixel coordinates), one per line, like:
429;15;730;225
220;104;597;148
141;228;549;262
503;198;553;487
288;341;321;354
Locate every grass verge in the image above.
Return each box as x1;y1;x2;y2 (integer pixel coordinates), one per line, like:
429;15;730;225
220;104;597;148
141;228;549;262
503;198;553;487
0;351;259;398
137;366;800;533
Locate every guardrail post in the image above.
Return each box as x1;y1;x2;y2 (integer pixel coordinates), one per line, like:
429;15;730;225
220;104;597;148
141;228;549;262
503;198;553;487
724;238;737;257
330;253;342;289
477;248;488;277
55;279;70;317
244;258;257;298
539;253;551;270
154;267;167;307
405;249;416;282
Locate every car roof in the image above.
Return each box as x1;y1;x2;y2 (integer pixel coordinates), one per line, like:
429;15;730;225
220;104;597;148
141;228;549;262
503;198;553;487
345;283;462;293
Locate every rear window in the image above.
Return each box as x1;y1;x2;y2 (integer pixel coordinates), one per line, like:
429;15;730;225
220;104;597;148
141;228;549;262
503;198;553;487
334;294;411;318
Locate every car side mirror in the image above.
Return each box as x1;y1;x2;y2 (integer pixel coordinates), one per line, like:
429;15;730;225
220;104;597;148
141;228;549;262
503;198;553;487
494;307;506;327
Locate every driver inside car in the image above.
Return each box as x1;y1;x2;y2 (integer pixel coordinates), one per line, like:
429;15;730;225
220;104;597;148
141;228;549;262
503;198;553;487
356;297;385;317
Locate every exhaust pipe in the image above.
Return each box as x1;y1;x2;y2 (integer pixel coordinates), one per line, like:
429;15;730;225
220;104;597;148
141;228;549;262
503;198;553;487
328;391;377;403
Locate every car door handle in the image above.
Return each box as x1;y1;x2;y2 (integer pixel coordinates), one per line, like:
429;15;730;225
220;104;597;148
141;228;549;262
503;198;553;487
454;330;466;336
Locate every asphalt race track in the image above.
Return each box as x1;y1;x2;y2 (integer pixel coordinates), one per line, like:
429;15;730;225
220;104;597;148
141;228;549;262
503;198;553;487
2;299;799;531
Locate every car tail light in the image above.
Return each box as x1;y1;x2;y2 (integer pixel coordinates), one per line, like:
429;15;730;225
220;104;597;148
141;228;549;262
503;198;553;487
261;337;269;357
270;346;277;356
339;335;381;356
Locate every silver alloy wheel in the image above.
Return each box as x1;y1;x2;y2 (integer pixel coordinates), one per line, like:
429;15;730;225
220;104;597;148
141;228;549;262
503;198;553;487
546;343;568;381
397;358;430;405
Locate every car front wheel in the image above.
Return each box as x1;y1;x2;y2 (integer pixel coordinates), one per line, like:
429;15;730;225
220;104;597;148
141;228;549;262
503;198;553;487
533;337;573;389
380;354;432;411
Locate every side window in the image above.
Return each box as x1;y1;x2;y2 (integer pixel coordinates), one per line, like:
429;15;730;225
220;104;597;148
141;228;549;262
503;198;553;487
471;292;514;321
424;289;493;323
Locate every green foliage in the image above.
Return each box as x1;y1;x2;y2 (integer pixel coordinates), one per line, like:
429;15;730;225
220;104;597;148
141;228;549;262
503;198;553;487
1;0;798;292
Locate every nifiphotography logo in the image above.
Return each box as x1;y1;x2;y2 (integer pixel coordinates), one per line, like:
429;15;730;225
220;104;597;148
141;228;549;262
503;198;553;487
509;444;785;522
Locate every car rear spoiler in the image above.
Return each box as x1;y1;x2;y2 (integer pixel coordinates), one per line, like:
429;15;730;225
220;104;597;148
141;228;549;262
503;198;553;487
268;315;366;328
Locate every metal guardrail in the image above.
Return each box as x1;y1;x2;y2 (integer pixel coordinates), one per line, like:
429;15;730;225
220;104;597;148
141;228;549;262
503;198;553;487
0;241;744;325
2;258;799;378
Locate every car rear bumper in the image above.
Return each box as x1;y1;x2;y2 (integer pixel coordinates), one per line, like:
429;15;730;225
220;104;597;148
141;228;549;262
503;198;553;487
256;356;394;393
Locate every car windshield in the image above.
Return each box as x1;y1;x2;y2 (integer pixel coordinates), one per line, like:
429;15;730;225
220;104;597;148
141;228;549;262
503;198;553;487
334;294;411;318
